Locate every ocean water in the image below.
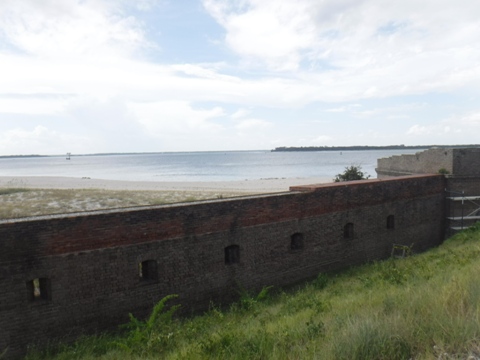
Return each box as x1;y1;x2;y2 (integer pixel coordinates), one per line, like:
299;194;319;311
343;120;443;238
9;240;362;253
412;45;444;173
0;149;422;182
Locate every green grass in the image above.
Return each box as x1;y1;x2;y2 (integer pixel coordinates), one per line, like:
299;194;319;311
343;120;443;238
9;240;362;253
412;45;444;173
0;187;28;196
25;224;480;359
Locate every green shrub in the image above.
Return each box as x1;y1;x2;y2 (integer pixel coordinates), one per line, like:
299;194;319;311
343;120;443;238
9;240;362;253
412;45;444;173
334;165;370;182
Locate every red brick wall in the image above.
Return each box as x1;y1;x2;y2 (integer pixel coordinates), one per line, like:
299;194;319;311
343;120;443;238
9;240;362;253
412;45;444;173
0;175;446;358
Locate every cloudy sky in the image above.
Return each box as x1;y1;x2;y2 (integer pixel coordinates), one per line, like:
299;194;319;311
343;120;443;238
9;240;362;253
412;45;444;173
1;0;480;155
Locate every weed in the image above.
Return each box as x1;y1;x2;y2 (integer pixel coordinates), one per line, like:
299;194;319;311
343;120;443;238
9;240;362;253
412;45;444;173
198;331;236;356
116;294;180;354
305;318;325;339
311;273;329;290
379;259;407;285
236;285;273;311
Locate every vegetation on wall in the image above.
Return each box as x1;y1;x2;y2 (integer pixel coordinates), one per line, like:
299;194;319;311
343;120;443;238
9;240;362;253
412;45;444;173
25;223;480;360
0;188;251;219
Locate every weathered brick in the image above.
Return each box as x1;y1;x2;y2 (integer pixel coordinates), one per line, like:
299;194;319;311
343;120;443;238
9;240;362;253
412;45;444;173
0;174;451;358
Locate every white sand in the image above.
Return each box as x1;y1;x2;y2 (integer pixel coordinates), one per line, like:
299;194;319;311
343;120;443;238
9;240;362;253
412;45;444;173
0;176;333;193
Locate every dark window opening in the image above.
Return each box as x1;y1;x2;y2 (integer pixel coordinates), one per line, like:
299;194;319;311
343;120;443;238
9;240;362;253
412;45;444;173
27;278;51;302
225;245;240;265
344;223;354;239
290;232;304;250
387;215;395;229
139;260;158;281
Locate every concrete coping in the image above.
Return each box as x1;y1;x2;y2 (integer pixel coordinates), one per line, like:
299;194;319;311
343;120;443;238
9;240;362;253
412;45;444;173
289;174;443;192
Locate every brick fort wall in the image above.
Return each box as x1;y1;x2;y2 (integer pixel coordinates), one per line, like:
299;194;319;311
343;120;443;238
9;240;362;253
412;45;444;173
0;175;445;358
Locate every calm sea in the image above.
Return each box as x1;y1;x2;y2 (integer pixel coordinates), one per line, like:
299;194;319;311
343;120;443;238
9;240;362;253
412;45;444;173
0;149;422;182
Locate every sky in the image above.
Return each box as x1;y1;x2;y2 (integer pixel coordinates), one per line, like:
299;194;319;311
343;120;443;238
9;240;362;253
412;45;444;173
1;0;480;155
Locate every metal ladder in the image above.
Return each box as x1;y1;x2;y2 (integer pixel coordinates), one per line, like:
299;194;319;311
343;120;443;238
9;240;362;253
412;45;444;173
446;190;480;232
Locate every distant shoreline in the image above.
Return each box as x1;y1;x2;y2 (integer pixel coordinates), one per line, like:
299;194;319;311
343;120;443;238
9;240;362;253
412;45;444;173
2;145;480;158
271;144;480;152
0;154;47;159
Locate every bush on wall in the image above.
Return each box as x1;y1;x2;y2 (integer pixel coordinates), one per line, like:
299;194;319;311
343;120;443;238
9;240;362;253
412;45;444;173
334;165;370;182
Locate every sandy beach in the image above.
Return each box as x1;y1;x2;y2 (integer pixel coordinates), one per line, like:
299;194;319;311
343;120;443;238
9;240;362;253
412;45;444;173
0;175;333;193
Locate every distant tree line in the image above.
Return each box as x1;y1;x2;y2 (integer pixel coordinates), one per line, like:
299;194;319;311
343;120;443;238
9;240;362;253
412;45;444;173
0;154;46;158
271;144;480;152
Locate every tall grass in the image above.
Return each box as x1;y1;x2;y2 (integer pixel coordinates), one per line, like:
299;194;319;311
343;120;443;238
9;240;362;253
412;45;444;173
25;223;480;359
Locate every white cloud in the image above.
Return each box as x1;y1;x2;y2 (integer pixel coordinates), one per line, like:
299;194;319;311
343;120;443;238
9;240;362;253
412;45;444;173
326;104;362;113
203;0;480;99
131;0;163;11
2;0;479;118
204;0;316;71
407;124;431;136
326;107;347;113
231;108;250;119
312;135;332;143
406;111;479;144
172;63;238;81
128;101;279;151
0;0;149;59
1;1;480;154
0;125;91;155
0;96;68;115
455;111;480;127
235;118;272;131
127;101;226;150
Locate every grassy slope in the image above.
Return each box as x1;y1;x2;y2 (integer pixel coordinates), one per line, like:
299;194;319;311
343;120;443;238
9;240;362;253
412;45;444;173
25;224;480;360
